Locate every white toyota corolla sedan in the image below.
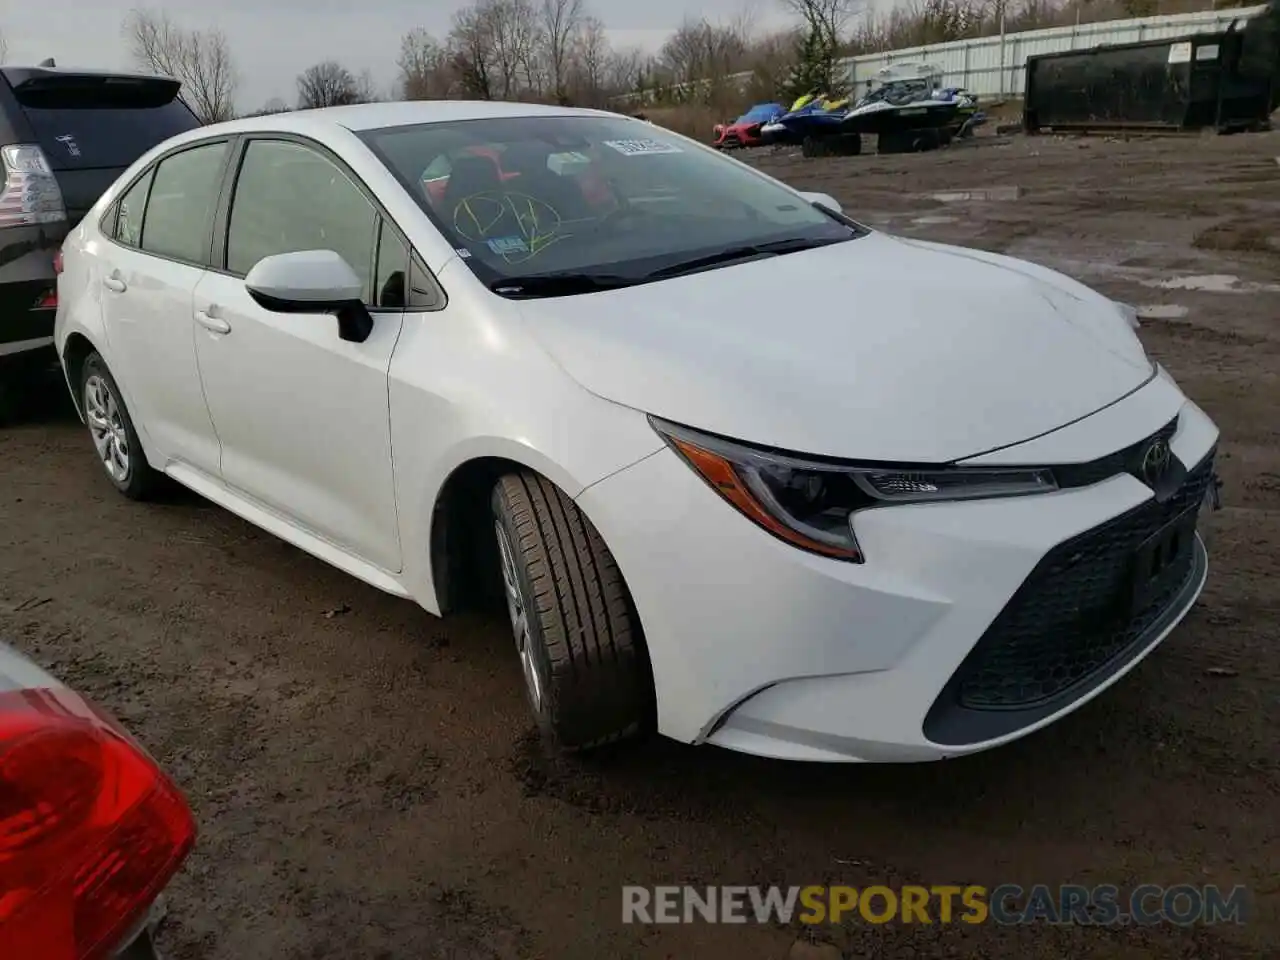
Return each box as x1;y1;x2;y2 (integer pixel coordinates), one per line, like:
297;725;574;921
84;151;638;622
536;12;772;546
54;101;1222;762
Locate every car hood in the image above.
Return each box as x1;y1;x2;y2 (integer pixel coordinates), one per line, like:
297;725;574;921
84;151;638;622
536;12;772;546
514;232;1154;462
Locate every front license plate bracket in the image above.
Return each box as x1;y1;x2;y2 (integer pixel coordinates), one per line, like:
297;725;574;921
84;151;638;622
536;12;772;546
1130;508;1198;614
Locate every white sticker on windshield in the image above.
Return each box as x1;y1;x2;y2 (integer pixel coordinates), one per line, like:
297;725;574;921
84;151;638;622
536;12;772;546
602;138;682;157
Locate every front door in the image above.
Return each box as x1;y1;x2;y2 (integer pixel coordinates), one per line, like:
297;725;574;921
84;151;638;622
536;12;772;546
191;137;404;572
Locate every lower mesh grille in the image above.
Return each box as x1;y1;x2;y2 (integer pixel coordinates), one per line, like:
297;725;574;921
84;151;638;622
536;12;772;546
952;450;1215;710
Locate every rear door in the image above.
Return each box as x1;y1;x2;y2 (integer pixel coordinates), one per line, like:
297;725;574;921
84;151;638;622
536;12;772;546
0;69;202;225
96;139;229;476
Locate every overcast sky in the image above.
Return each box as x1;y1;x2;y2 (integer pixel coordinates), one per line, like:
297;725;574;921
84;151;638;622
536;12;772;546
1;0;802;110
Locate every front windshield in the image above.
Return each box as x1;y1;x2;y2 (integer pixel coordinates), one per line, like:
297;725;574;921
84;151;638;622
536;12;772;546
738;103;781;123
359;114;860;292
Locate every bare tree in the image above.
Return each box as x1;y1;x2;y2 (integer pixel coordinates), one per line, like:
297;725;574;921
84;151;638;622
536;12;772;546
605;45;646;94
353;69;381;102
570;15;610;104
486;0;543;98
541;0;583;102
296;60;369;109
779;0;859;47
449;3;497;99
255;97;290;115
124;8;238;123
659;17;752;89
399;27;458;98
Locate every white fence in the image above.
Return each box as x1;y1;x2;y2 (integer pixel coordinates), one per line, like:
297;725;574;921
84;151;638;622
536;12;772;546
842;4;1268;98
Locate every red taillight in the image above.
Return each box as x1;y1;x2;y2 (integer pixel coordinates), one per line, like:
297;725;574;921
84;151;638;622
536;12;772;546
53;249;64;275
0;144;68;228
0;687;196;960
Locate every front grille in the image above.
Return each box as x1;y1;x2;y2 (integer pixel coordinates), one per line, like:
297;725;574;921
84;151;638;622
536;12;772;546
952;449;1215;710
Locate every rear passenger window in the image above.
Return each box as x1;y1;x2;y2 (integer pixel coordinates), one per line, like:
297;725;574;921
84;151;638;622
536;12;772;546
140;142;228;264
114;170;153;248
225;139;377;303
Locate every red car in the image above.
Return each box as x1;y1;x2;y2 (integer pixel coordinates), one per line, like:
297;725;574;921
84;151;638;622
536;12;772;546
712;103;785;150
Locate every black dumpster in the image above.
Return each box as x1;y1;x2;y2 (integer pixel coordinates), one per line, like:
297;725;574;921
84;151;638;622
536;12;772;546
1024;1;1279;134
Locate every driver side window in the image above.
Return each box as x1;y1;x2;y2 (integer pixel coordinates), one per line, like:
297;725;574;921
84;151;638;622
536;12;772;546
225;139;377;304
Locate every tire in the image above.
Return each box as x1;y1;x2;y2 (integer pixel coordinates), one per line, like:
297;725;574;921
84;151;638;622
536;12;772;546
491;471;652;752
79;351;163;500
877;131;909;155
0;350;57;426
833;133;863;156
801;135;827;158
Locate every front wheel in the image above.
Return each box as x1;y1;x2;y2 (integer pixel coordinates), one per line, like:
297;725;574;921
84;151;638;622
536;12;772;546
491;472;652;752
79;352;163;500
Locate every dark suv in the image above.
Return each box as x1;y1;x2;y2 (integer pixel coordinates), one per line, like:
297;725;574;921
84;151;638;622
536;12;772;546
0;64;201;398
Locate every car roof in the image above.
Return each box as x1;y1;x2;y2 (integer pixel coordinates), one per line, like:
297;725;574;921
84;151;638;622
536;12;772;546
193;100;622;143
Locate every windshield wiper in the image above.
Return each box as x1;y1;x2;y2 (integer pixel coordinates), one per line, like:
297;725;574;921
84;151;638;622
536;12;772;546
488;271;640;298
642;236;844;281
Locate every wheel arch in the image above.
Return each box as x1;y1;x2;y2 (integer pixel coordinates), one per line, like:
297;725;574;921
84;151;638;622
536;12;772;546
427;449;605;613
428;454;522;616
60;331;100;420
425;450;647;643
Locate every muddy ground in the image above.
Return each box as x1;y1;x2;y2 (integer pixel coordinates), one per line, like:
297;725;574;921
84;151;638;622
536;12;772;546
2;130;1278;960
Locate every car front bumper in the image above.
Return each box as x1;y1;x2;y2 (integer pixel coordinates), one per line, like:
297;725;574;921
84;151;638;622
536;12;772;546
577;378;1220;762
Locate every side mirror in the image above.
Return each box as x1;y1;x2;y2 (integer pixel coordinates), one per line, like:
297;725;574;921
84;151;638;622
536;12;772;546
244;250;373;343
798;191;843;215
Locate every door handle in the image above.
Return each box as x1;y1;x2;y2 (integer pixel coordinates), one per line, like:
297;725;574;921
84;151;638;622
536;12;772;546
103;277;127;293
195;310;231;335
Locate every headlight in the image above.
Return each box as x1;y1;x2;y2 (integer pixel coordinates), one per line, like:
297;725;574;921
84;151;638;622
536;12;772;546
652;419;1058;563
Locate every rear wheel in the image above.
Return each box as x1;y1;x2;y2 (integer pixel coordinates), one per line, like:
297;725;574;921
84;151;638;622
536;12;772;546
491;471;652;752
79;352;162;500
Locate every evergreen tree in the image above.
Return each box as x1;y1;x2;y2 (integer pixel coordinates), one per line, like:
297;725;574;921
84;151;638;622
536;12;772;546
783;22;841;103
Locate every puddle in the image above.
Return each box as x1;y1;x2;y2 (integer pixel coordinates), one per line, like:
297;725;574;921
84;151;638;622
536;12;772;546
1135;304;1190;320
911;215;959;225
925;186;1024;203
1140;274;1280;294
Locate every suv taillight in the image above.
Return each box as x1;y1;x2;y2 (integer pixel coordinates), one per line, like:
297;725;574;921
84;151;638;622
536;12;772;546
0;686;196;960
0;144;67;228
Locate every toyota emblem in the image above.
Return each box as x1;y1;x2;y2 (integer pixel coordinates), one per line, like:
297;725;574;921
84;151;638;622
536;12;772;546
1140;438;1173;488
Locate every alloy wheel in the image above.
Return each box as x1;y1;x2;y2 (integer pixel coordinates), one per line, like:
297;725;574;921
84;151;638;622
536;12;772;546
83;374;131;484
495;521;545;713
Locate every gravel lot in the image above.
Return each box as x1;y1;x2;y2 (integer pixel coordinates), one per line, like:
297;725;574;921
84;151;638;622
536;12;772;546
1;129;1277;960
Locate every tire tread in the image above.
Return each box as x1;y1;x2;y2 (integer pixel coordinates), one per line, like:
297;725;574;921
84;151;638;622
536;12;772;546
494;471;650;751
